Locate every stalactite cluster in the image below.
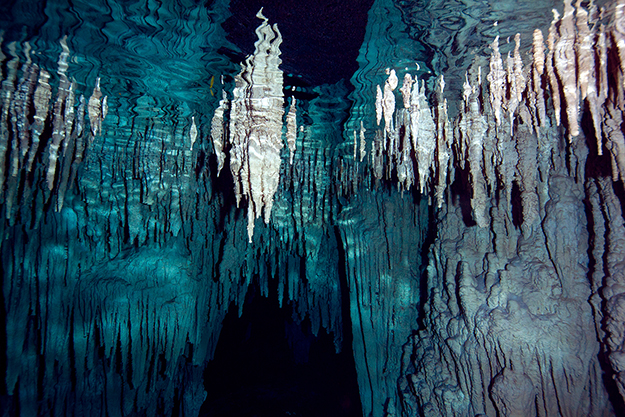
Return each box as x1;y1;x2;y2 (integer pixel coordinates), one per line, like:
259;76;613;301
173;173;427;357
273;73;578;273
369;69;445;197
364;0;625;234
390;1;625;415
0;36;107;224
210;8;294;242
0;13;351;415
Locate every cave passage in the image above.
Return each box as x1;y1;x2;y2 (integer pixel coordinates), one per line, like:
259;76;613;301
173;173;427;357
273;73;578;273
200;282;362;417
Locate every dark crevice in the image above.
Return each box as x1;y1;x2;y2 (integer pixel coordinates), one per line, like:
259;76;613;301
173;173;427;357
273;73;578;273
200;279;361;417
450;162;476;227
417;199;436;331
510;180;523;229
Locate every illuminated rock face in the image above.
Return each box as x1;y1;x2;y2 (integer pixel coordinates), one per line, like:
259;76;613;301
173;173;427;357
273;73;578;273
2;0;625;416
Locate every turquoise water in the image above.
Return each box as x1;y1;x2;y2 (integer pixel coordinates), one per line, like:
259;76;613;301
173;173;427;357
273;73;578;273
0;0;618;416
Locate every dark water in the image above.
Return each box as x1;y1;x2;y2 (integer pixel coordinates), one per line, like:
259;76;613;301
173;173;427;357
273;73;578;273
201;283;362;417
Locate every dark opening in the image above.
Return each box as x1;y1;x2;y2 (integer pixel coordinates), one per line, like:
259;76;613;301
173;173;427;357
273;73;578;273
200;282;362;417
510;180;523;228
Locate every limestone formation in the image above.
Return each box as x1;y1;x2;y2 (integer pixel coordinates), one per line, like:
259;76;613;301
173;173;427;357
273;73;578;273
4;1;625;417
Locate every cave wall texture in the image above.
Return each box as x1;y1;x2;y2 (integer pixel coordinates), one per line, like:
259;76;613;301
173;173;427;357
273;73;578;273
1;0;625;416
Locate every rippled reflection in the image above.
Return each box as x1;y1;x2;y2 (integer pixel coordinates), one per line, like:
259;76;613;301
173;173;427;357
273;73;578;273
1;0;235;125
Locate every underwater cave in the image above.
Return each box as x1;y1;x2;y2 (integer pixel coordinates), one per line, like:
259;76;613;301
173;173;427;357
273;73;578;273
1;0;625;416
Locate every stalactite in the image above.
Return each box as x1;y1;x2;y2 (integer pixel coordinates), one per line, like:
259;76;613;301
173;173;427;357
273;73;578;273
46;38;72;191
360;0;625;229
55;83;77;212
26;69;51;173
211;90;227;176
546;10;562;128
371;132;384;180
286;97;297;165
375;84;383;126
614;3;625;95
576;0;593;102
382;68;398;135
555;0;579;139
69;95;87;176
0;37;104;220
189;116;197;150
102;95;108;120
410;78;435;194
399;73;413;109
61;82;75;157
598;23;609;103
87;77;104;137
487;36;505;127
6;1;625;416
577;1;603;154
507;34;526;136
0;42;19;201
533;29;545;77
435;75;451;209
396;108;414;192
6;57;37;219
531;29;547;135
359;120;366;162
227;8;286;242
228;76;247;207
13;58;38;164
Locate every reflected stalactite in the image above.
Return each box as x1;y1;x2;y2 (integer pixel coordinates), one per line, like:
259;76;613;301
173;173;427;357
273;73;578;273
4;0;625;416
216;8;289;242
286;97;297;165
87;77;105;137
0;42;19;206
27;69;51;173
46;36;73;192
360;0;625;231
189;115;198;150
211;90;228;176
0;36;107;221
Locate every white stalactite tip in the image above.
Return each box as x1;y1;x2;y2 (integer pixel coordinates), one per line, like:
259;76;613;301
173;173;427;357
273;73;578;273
189;116;197;150
88;77;103;136
487;36;505;126
382;69;397;133
375;84;383;126
532;29;545;75
400;73;413;109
